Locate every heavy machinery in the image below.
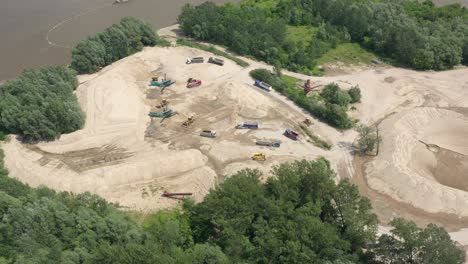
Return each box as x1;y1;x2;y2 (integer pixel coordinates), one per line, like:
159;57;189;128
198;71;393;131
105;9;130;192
256;140;281;148
187;78;202;88
150;75;175;87
284;128;300;141
252;153;266;161
304;79;321;94
200;130;217;138
148;109;173;118
254;80;272;91
156;99;170;111
182;114;195;128
162;191;192;200
235;121;259;129
303;118;312;127
186;57;204;64
208;57;224;66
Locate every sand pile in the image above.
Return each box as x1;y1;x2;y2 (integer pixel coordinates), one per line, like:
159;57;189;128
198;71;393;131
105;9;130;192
366;107;468;216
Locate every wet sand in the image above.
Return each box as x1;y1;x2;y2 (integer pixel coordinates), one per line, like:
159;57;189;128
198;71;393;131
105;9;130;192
0;0;237;81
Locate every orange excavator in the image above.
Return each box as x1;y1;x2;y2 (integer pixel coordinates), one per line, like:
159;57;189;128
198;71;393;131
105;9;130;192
304;79;321;95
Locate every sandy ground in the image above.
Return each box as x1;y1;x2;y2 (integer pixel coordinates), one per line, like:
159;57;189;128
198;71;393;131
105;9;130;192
3;24;468;258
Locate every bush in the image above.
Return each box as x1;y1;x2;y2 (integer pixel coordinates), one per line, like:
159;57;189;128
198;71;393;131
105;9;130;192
0;131;5;141
250;69;353;129
348;85;362;103
71;17;159;74
320;83;352;107
0;66;84;142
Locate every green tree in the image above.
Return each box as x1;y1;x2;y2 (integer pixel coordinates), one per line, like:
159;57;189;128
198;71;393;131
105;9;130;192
355;124;380;154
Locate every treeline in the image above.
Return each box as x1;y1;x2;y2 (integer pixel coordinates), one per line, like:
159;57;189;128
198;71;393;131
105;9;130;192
0;143;464;263
178;0;468;71
250;69;358;129
71;17;167;74
0;66;84;141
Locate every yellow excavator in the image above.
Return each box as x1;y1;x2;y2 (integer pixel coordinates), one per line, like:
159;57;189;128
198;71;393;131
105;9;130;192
252;153;266;161
181;113;195;128
156;99;170;111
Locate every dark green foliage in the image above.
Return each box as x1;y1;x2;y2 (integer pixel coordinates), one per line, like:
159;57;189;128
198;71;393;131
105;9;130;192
179;0;468;71
0;66;84;142
374;218;465;264
250;69;354;129
320;84;352;108
188;159;377;263
348;86;361;103
71;17;159;74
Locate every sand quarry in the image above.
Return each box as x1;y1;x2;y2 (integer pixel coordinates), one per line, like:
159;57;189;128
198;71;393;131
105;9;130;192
3;26;468;251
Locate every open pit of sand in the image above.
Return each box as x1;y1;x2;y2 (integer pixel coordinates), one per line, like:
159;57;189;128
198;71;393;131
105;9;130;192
366;107;468;217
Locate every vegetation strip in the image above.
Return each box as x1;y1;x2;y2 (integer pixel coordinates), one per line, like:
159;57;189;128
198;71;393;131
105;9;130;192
176;39;249;67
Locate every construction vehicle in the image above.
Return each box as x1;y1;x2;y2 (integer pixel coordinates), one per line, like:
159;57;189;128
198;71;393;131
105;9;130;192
256;140;281;148
200;130;217;138
187;78;202;88
284;128;300;140
150;75;175;87
186;57;204;64
162;191;192;200
252;153;266;161
208;57;224;66
182;115;195;128
303;118;312;127
304;79;321;94
235;121;258;129
254;80;272;91
156;99;170;110
148;109;173;118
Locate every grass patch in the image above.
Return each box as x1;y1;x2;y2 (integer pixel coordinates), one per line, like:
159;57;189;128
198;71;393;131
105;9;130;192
297;124;332;150
177;39;249;67
316;43;378;66
286;25;318;43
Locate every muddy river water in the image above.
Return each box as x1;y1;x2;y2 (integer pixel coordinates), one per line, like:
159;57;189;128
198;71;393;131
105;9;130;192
0;0;237;81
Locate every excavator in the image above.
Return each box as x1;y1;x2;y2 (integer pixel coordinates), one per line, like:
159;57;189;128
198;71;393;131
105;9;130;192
181;113;195;128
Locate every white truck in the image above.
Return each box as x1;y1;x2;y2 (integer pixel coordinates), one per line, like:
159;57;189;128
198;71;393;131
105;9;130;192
200;130;217;138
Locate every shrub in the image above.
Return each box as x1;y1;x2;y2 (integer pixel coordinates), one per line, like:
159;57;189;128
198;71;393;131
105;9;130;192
320;83;352;107
348;85;362;103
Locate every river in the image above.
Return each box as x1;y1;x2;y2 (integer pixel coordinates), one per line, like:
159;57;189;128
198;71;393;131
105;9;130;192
0;0;237;81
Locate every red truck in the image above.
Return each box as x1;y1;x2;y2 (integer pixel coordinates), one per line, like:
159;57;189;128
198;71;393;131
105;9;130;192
284;128;299;140
187;78;202;88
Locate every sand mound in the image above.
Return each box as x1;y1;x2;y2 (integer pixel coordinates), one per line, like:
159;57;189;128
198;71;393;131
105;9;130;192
366;107;468;216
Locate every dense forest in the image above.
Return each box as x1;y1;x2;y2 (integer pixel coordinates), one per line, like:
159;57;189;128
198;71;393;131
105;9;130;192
0;66;84;142
71;17;167;74
0;141;463;263
178;0;468;73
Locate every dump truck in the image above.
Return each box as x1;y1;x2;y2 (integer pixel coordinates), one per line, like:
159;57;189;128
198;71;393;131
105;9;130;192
200;130;217;138
186;57;204;64
187;78;202;88
236;121;258;129
208;57;224;66
148;109;173;118
254;80;272;91
284;128;300;140
252;153;266;161
150;79;175;87
256;140;281;148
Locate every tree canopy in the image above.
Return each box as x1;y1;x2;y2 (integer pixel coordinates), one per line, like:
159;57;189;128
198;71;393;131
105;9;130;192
71;17;163;74
178;0;468;72
0;66;84;142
